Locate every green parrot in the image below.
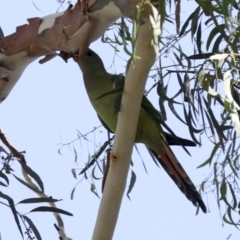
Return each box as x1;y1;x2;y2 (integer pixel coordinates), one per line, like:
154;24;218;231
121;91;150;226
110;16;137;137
77;49;207;213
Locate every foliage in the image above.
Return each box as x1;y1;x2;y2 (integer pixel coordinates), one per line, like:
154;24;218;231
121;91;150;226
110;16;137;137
0;146;72;239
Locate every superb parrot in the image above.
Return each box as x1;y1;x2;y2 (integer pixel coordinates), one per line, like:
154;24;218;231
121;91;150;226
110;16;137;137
77;49;206;213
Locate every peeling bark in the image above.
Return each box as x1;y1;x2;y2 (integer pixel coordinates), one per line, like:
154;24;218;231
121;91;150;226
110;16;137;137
0;2;88;60
0;0;123;103
0;0;159;103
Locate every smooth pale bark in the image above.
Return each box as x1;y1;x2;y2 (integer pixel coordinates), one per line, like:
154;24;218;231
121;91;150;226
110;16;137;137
92;5;160;240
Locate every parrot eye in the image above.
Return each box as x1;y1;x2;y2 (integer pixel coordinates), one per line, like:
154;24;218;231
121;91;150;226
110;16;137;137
87;50;92;56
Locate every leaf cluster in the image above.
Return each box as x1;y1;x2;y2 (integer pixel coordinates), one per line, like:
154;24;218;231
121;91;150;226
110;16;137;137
0;146;72;239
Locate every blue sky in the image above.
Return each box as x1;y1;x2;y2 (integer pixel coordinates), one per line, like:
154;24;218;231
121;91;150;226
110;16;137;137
0;1;238;239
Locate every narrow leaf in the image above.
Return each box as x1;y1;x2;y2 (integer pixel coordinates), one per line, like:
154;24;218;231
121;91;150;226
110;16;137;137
127;170;136;200
19;162;44;193
0;181;7;187
196;22;202;53
179;7;200;37
212;34;224;52
70;186;76;200
19;197;61;204
220;179;227;198
204;109;216;142
13;175;42;194
197;142;221;168
90;184;100;198
0;171;9;185
30;206;73;216
0;27;4;39
134;145;148;174
228;183;237;209
73;147;78;163
0;146;8;154
206;24;226;51
0;192;23;237
168;101;186;124
187;53;213;59
191;9;199;40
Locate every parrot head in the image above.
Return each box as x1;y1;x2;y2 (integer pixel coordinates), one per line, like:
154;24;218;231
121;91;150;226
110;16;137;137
77;48;106;75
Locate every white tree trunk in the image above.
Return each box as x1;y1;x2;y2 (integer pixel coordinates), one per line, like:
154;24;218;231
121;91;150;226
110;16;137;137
92;4;160;240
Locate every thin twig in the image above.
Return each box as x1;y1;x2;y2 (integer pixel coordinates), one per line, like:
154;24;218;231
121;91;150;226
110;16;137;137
0;127;25;162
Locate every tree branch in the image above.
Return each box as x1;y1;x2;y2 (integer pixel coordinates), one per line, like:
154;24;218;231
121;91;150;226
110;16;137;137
92;3;160;240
